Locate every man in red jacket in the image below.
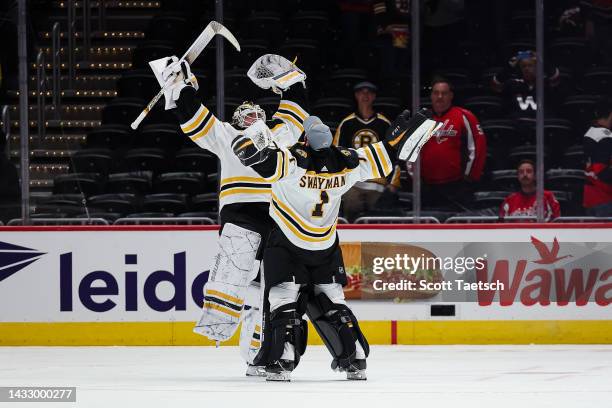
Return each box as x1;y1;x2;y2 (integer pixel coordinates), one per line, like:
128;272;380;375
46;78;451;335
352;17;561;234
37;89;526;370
416;77;487;209
500;159;561;222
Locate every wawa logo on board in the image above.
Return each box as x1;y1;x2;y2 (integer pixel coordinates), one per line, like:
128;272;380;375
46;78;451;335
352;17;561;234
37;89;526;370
0;241;45;283
476;236;611;306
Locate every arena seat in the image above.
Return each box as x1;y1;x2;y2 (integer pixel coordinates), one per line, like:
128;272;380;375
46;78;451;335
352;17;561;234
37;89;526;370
245;12;284;45
117;70;158;99
373;97;402;121
191;192;219;212
142;193;189;214
102;98;146;126
53;173;103;196
581;67;612;95
71;148;114;175
88;193;140;215
288;11;330;40
154;172;206;195
174;147;217;174
473;191;509;209
122;148;169;174
463;96;503;120
312;98;353;123
106;172;153;195
136;124;182;151
87;125;134;149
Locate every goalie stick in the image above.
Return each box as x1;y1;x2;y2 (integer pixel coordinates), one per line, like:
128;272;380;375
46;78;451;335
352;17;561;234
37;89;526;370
130;21;241;130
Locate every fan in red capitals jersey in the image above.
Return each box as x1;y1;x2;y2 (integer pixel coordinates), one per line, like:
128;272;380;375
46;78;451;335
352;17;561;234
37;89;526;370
416;77;487;208
500;159;560;222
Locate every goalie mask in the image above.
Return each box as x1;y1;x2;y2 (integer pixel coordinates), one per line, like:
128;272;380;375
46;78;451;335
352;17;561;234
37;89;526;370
232;101;266;129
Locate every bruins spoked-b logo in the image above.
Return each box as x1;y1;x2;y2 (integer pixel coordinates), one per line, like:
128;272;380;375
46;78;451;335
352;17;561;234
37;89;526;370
352;129;379;148
0;241;46;283
294;148;308;158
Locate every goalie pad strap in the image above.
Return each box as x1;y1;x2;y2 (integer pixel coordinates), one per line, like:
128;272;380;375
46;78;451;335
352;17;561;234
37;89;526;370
254;294;308;367
306;292;370;369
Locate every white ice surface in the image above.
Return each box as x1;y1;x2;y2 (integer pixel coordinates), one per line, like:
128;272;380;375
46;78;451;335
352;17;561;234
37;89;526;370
0;345;611;408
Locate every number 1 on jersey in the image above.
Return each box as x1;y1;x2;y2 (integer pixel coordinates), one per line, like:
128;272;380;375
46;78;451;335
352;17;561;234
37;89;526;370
312;190;329;217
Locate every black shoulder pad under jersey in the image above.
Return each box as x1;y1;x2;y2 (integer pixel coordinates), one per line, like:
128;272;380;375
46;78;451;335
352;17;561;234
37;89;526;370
334;146;360;169
289;142;311;169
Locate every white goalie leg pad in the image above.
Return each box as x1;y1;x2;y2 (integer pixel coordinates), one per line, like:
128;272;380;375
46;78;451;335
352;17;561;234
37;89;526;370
398;119;444;163
194;281;244;341
244;277;262;309
239;307;263;364
193;223;261;342
211;223;261;286
240;281;263;364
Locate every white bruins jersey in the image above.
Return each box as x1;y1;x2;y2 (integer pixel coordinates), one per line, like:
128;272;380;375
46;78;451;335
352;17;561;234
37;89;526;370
178;94;307;209
253;141;394;250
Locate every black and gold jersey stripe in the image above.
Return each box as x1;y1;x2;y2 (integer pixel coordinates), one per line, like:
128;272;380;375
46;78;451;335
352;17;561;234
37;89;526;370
180;104;216;141
271;194;336;242
273;101;307;132
219;176;272;199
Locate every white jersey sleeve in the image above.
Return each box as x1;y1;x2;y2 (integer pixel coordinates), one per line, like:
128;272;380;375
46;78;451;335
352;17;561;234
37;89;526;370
271;86;309;143
350;141;395;184
179;103;235;156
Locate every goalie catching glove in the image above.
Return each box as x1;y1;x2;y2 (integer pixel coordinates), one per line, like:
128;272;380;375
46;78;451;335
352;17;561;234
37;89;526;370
148;55;199;110
385;109;443;163
247;54;306;94
232;119;274;167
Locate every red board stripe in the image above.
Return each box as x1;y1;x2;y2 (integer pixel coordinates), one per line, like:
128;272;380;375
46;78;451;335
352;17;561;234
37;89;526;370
391;320;397;345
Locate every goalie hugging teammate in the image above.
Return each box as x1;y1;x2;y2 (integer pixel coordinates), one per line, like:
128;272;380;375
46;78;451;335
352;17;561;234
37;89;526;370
155;52;439;381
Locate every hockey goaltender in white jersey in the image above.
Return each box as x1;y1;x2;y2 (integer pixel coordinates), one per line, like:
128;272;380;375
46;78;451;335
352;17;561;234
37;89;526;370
156;54;309;377
232;107;440;381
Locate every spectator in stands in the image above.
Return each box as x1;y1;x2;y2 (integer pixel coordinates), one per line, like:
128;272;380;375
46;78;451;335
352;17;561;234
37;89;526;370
583;97;612;216
500;159;560;221
491;50;562;119
415;77;486;210
333;81;400;222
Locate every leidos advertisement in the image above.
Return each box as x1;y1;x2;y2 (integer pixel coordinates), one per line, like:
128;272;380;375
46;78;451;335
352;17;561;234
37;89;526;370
0;227;610;322
0;231;216;321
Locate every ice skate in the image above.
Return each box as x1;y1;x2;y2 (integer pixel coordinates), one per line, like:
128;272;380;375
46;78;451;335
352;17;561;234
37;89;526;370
336;359;367;380
265;360;294;382
245;364;267;377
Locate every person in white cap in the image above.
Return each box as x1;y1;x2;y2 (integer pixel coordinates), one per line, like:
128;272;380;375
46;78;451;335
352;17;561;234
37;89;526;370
232;109;441;382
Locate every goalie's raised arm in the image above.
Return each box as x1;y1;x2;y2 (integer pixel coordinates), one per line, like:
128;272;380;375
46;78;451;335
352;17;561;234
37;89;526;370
384;109;443;163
